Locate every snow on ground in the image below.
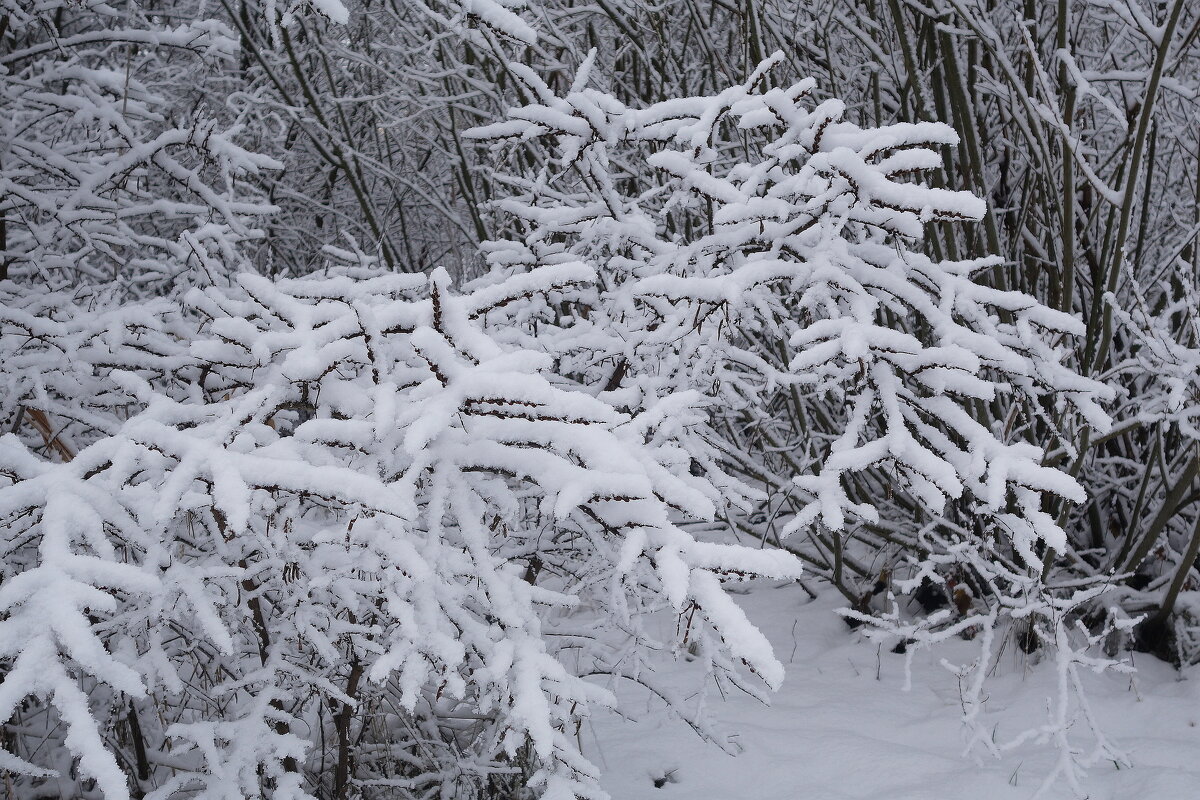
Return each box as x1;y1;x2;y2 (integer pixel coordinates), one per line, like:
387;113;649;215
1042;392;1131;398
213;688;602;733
587;581;1200;799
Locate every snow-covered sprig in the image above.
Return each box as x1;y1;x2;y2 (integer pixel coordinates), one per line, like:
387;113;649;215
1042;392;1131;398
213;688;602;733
843;531;1135;797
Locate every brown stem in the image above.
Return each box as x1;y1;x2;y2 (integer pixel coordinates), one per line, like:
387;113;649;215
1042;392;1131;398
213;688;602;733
126;700;151;787
333;659;363;800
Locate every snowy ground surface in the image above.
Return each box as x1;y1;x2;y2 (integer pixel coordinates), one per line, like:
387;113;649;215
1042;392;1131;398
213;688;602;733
587;581;1200;799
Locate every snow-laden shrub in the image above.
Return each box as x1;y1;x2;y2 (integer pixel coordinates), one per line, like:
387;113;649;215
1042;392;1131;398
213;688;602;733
468;51;1127;793
468;49;1110;574
0;263;801;800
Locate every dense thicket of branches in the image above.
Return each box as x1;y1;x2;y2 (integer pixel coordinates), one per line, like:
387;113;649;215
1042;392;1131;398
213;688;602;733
2;0;1199;798
211;0;1200;671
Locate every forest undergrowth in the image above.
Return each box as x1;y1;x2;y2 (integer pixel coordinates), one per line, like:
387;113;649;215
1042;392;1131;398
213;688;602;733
2;0;1199;798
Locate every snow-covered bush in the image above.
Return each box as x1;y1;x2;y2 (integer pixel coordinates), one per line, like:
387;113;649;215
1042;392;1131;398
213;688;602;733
467;50;1131;791
468;50;1110;580
0;261;801;800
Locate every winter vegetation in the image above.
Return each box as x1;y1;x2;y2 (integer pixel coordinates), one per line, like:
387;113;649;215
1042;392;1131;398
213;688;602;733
2;0;1199;798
